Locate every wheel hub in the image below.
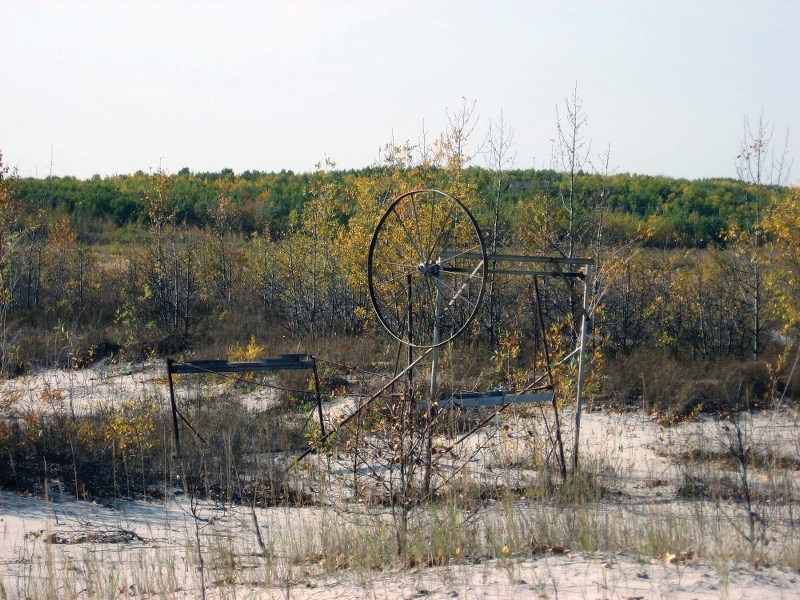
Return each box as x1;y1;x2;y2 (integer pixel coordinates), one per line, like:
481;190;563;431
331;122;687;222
417;261;440;277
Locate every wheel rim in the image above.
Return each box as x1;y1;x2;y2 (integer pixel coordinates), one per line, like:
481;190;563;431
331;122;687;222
368;189;487;348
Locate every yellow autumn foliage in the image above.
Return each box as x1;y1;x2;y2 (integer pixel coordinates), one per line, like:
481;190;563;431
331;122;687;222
765;186;800;331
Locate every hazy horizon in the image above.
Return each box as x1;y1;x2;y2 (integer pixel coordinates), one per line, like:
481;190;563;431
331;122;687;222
2;1;798;183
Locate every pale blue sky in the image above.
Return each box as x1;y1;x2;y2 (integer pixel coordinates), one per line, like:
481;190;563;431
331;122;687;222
2;1;798;181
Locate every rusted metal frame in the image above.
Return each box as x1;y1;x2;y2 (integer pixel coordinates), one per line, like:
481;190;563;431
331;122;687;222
442;250;590;322
170;354;315;374
440;250;594;474
525;258;592;473
440;252;587;330
432;280;567;474
444;265;584;278
166;353;324;457
534;261;593;472
440;251;592;267
167;359;207;457
471;267;585;277
443;251;590;322
166;359;182;455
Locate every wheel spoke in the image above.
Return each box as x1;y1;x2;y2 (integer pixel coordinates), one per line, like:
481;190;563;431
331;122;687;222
425;204;460;263
439;242;486;264
389;207;426;263
435;274;483;313
409;192;427;262
375;281;412;317
372;264;419;286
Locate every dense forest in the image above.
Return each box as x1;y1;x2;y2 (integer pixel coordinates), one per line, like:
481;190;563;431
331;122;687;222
10;165;783;248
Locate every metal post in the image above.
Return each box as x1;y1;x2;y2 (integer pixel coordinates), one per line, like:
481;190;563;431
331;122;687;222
311;358;325;438
403;274;414;501
425;270;443;494
166;358;181;456
572;264;591;471
407;274;414;402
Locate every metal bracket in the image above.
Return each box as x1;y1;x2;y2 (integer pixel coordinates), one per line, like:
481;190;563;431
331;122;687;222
166;353;324;456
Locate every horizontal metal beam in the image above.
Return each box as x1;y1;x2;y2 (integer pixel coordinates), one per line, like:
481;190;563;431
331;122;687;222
444;393;555;408
444;266;585;278
170;353;314;374
440;252;593;267
427;390;556;409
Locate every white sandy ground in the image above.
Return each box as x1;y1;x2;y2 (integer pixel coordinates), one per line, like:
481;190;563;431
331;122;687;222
2;487;799;600
1;363;799;599
0;360;283;416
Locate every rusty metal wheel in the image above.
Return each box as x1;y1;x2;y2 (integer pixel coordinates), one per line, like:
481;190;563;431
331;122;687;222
368;189;487;348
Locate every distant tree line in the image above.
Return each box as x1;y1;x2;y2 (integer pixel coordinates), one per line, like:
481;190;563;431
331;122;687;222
10;167;788;248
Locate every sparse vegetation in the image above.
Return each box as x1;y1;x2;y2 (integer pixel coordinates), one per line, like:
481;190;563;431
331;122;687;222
2;107;800;598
